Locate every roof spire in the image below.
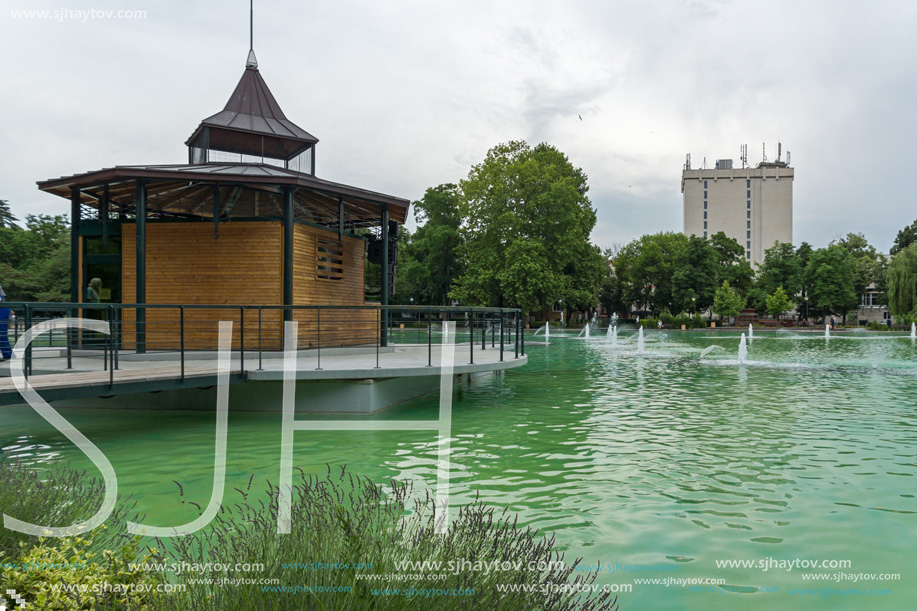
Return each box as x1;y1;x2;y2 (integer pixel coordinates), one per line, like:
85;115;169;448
246;0;258;69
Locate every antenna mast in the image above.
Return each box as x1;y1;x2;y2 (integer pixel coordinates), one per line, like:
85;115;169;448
250;0;254;50
761;143;767;163
740;144;747;168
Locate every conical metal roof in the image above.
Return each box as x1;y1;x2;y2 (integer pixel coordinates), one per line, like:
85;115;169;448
185;54;317;161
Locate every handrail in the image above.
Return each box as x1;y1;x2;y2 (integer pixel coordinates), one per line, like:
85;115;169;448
1;303;526;384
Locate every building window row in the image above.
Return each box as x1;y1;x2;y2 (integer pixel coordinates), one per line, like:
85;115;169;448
747;201;751;209
704;221;707;229
746;251;751;260
746;179;751;188
704;211;707;219
747;220;751;229
747;210;751;219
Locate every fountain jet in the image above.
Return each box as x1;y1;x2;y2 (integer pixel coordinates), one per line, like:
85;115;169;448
911;322;915;339
748;323;754;339
738;333;748;364
825;324;830;339
637;326;646;354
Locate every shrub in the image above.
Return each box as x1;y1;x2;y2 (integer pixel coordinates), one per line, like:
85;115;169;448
0;530;163;610
0;460;141;560
151;467;619;611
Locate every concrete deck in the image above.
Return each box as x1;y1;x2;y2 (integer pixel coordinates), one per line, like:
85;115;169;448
0;344;527;413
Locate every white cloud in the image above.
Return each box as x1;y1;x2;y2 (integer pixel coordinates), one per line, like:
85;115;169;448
2;0;914;252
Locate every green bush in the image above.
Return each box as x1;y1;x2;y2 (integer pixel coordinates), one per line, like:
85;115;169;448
151;468;618;611
0;530;162;610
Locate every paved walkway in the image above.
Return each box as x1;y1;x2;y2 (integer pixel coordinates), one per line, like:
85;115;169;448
0;344;527;405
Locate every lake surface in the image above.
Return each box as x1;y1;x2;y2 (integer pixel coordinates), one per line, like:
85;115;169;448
3;328;915;609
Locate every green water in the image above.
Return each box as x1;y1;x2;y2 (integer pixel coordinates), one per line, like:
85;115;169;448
2;329;916;610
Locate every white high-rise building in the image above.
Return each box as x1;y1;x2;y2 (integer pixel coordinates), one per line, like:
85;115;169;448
682;152;793;265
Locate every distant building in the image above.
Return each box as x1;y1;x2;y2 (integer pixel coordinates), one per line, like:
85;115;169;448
682;151;793;266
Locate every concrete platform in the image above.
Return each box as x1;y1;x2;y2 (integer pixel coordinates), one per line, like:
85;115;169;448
0;344;527;413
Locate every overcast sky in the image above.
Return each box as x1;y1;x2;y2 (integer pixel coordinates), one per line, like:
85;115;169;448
2;0;915;252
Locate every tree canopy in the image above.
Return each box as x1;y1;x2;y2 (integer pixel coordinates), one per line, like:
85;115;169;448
0;214;71;302
805;244;858;320
886;243;917;321
891;219;917;256
451;141;604;314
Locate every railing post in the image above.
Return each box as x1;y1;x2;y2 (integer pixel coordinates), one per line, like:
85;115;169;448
258;307;263;371
316;307;323;371
482;311;487;350
240;306;245;375
24;304;31;379
469;311;474;365
180;306;185;383
109;305;114;388
427;308;432;367
521;314;526;356
66;306;73;370
375;308;381;369
515;315;519;359
500;311;504;362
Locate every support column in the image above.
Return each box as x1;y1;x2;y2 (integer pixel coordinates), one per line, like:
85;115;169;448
70;187;81;304
136;180;147;354
380;205;389;347
283;187;295;322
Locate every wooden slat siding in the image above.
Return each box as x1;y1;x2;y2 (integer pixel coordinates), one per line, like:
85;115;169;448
117;221;376;351
291;224;376;347
121;222;283;350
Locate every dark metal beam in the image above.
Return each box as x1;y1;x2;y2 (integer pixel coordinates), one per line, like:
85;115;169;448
283;187;295;322
381;204;389;347
136;180;147;354
70;187;81;304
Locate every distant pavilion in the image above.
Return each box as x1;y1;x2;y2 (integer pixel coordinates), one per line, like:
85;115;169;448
37;49;408;351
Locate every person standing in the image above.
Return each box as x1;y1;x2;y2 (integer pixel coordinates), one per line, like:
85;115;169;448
85;277;102;303
0;284;12;361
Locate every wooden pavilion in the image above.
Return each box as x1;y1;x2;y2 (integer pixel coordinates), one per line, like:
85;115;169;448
37;49;409;351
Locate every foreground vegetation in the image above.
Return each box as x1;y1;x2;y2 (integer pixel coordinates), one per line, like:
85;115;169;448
1;461;619;610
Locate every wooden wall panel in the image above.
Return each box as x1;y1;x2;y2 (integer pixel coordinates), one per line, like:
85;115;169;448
119;222;375;350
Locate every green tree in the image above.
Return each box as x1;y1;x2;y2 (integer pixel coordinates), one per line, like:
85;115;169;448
758;241;802;296
805;244;858;323
452;141;603;315
886;243;917;321
712;280;746;322
402;184;464;305
891;219;917;256
0;214;71;302
835;232;881;297
795;241;814;311
0;199;18;228
766;286;794;319
709;231;754;294
672;235;718;313
614;232;688;313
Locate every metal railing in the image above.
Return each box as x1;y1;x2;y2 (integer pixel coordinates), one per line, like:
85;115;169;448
2;303;526;385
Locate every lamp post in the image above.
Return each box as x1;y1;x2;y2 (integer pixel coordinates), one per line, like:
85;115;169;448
692;296;696;316
805;295;809;323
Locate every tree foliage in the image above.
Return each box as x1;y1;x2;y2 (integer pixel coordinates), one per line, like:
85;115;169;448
765;286;794;319
451;141;604;314
891;219;917;256
886;243;917;320
805;244;858;320
0;214;71;302
712;280;745;320
758;241;802;296
399;184;464;305
614;232;688;313
0;199;18;228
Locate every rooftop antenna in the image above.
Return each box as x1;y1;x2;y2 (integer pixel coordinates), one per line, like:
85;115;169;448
245;0;258;68
740;144;748;168
777;142;782;163
685;153;691;170
786;151;791;166
761;143;767;163
702;156;708;169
